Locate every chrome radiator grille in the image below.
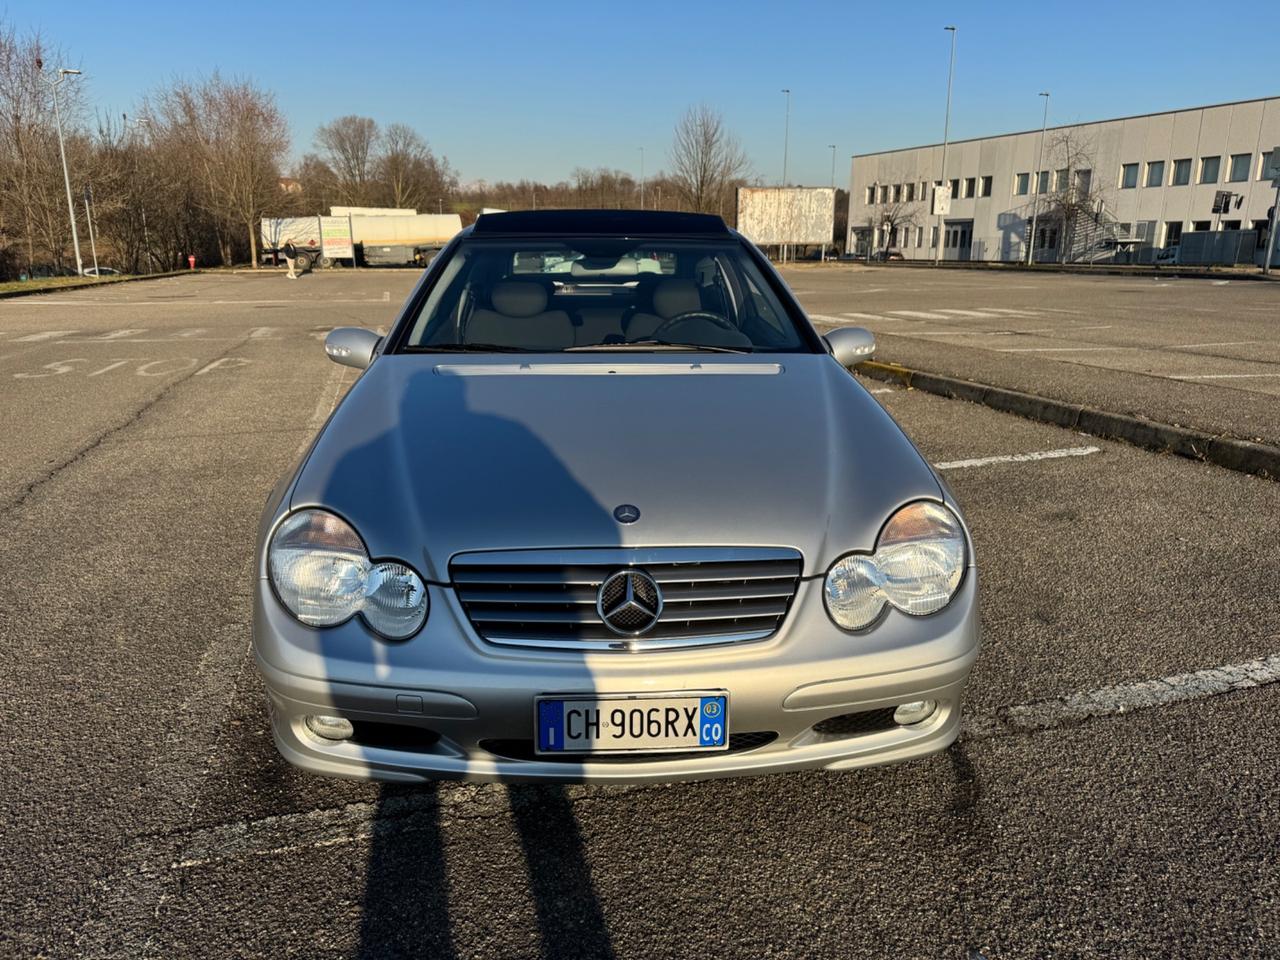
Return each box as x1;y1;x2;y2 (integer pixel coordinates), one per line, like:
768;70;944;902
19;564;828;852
450;547;803;651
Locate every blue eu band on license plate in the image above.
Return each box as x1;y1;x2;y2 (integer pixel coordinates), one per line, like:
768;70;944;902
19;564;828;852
536;694;728;754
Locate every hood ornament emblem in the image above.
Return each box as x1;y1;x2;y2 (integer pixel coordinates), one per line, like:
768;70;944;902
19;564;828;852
613;504;641;524
597;570;663;636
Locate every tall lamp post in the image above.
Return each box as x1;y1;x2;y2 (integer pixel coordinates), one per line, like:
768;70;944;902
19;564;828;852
638;146;645;209
933;26;957;266
44;66;84;276
780;88;791;261
1026;92;1051;265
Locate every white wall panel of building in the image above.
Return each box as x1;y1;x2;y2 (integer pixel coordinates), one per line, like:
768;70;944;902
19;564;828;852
847;97;1280;264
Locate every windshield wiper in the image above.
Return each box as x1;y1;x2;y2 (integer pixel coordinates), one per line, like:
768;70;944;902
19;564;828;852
414;343;533;353
566;339;754;355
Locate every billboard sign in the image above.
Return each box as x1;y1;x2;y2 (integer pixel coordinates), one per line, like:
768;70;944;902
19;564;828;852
736;187;836;245
320;216;355;260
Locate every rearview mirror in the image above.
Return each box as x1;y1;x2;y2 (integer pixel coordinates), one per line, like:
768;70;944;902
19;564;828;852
324;327;382;370
824;326;876;367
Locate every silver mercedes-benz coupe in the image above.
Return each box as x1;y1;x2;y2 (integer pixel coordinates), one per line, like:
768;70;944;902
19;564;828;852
254;210;979;783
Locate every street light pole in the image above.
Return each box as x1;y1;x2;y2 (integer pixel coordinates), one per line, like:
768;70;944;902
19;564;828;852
781;88;791;261
1026;91;1051;266
84;184;100;275
934;26;956;266
46;67;84;276
638;146;645;209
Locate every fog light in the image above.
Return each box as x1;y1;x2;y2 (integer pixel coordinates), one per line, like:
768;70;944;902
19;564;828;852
893;700;938;726
305;714;354;741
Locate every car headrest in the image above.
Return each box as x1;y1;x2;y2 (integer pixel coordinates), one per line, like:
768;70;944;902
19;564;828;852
652;279;701;320
492;281;549;317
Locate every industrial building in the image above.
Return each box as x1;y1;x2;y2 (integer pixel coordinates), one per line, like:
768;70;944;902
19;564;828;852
847;96;1280;265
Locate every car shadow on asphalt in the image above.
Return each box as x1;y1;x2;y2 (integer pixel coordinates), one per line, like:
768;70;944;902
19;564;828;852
308;368;619;958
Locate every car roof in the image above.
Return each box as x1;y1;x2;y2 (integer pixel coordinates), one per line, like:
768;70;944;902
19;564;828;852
468;209;734;239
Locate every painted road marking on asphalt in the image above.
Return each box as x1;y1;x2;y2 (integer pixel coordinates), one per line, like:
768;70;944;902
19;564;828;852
935;309;1005;318
966;652;1280;738
978;308;1045;316
150;646;1280;869
893;324;1115;338
1174;373;1280;380
1169;341;1265;349
869;388;893;394
995;346;1126;353
840;312;889;322
934;446;1100;470
889;310;952;320
13;330;78;342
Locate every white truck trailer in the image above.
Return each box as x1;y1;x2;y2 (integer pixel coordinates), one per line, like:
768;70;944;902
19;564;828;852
260;209;462;268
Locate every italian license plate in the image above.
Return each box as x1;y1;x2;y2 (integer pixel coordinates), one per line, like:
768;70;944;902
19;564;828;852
535;693;728;755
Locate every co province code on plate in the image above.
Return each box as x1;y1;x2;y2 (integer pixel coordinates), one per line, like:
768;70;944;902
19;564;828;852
537;695;728;754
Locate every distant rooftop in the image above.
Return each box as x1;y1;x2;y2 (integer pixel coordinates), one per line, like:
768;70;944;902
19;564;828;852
853;94;1280;159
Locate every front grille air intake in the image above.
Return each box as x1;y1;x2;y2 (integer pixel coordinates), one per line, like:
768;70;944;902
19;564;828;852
451;547;802;651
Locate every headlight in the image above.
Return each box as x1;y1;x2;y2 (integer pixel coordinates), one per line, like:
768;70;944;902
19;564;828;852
824;501;967;631
268;509;428;639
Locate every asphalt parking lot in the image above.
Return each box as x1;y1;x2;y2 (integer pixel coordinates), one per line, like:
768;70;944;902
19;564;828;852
3;269;1279;958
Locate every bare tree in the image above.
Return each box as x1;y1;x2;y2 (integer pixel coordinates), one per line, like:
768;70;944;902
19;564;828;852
374;123;456;211
315;115;379;206
668;105;749;214
151;74;289;266
1033;128;1112;262
864;199;918;254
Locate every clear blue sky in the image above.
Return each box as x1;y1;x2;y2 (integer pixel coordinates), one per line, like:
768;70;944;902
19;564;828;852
13;0;1275;188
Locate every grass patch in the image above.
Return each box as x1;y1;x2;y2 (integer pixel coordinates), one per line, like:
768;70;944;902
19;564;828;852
0;274;135;296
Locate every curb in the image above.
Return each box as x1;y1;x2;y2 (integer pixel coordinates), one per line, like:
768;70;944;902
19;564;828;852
809;260;1280;282
0;270;198;300
855;359;1279;481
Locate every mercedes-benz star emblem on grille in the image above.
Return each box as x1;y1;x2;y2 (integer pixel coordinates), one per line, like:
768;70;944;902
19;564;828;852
596;570;664;636
613;504;641;524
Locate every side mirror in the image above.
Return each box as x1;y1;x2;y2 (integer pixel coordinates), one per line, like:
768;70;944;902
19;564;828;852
324;327;382;370
824;326;876;367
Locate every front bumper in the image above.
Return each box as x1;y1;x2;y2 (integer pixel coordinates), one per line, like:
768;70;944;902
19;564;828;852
253;572;980;784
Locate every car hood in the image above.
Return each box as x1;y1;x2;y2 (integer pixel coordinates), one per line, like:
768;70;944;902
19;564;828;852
290;354;942;580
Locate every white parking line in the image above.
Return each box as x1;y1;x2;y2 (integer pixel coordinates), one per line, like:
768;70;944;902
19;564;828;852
995;346;1125;353
889;310;952;320
934;446;1100;470
1175;373;1280;380
967;652;1280;738
1170;341;1263;349
840;312;889;322
935;309;1003;318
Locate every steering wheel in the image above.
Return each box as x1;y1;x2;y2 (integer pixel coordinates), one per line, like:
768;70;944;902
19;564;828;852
650;311;738;339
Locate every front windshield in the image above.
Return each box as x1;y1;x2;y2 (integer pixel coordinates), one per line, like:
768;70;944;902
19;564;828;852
401;238;811;353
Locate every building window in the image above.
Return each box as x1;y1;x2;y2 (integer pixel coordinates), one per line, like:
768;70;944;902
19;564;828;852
1145;160;1164;188
963;177;976;198
1135;222;1149;241
1165;222;1182;246
1035;170;1050;193
892;184;902;203
1120;163;1139;189
979;175;993;197
1054;169;1068;192
1261;152;1274;181
930;225;939;247
1199;156;1220;184
916;226;924;247
1228;154;1250;183
905;182;915;202
1075;169;1092;195
919;181;929;199
1015;172;1030;196
1222;220;1241;231
1171;158;1192;186
879;185;889;204
1192;220;1211;232
949;178;960;198
865;186;875;204
900;226;910;247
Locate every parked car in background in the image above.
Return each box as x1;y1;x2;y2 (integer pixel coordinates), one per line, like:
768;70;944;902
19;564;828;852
871;249;905;262
253;209;979;784
82;267;120;276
